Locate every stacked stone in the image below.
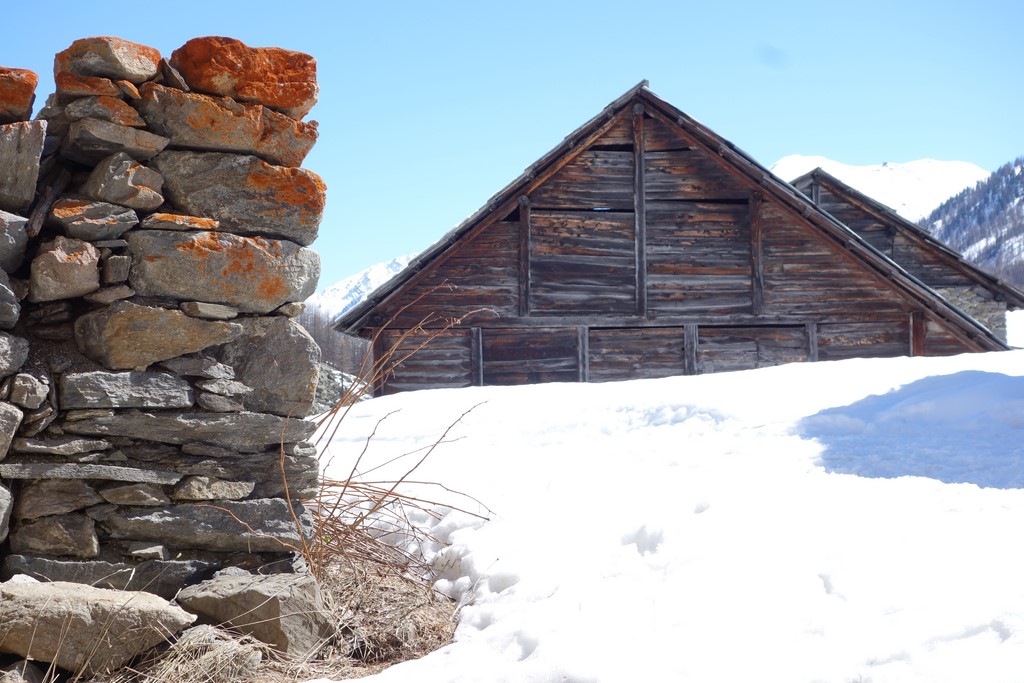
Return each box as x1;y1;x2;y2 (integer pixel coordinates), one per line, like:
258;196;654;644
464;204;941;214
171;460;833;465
0;36;326;597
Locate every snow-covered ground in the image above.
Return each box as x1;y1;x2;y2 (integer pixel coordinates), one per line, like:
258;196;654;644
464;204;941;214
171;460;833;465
771;155;989;221
310;328;1024;682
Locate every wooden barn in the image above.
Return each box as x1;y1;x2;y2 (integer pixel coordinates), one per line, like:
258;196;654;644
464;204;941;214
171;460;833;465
336;83;1010;394
790;167;1024;342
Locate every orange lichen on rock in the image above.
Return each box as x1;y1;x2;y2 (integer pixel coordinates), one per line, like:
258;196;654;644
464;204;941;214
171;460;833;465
244;163;326;223
142;213;220;231
169;37;318;119
55;72;122;98
54;36;161;85
0;67;39;123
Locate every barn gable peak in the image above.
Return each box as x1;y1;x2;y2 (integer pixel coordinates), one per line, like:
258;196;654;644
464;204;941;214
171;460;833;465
336;84;1008;393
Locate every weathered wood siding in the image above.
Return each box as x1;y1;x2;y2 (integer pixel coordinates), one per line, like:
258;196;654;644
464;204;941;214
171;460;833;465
697;325;808;373
481;327;578;385
372;218;520;328
760;203;909;317
529;210;636;314
809;183;895;256
529;149;634;210
922;320;973;356
816;320;910;361
797;177;976;289
376;329;474;394
646;201;752;315
355;99;993;394
588;327;686;382
892;233;975;287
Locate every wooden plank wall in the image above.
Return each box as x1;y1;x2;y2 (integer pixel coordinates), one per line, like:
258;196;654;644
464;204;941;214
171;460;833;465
892;234;976;288
363;106;986;394
377;329;474;394
760;203;909;317
588;327;686;382
799;178;976;289
646;201;753;316
374;218;521;328
801;181;895;257
481;327;579;385
697;326;809;372
529;210;636;314
816;320;910;361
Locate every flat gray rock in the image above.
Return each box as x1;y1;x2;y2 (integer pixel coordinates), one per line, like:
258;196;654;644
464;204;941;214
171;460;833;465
176;573;334;657
0;121;45;213
2;554;219;600
60;370;194;409
0;462;181;485
0;580;195;675
151;151;324;246
81;152;164;211
0;401;23;461
61;409;316;452
49;197;138;240
211;317;321;417
8;513;99;558
73;300;242;370
28;236;100;302
126;229;319;313
100;498;311;553
12;479;103;519
60;118;169;166
0;333;28;379
138;83;317;167
55;37;161;84
0;483;10;543
0;210;28;273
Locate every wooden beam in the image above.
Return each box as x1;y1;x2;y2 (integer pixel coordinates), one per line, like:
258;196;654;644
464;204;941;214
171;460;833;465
633;103;648;316
810;177;820;205
371;330;386;395
910;311;926;356
518;196;532;317
471;326;484;386
806;321;819;361
684;323;698;375
750;191;764;316
577;325;590;382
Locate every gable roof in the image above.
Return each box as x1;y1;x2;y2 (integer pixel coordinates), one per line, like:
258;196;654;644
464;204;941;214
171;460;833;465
336;83;1008;351
790;166;1024;310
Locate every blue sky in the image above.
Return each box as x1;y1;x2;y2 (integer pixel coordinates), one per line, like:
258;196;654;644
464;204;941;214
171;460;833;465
4;0;1022;290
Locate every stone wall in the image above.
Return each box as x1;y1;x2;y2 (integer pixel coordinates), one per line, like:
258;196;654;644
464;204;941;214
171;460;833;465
934;286;1008;343
0;36;325;597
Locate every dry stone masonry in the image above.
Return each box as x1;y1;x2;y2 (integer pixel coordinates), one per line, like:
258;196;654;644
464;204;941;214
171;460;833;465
0;36;326;599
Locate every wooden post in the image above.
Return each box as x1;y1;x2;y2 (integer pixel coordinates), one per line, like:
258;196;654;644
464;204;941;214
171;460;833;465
806;321;819;362
633;104;648;316
371;330;386;395
684;323;698;375
910;311;926;356
750;192;764;316
518;196;532;317
810;177;820;205
471;327;483;386
577;325;590;382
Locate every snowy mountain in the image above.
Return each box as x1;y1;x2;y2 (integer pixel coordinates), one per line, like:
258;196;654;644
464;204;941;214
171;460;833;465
771;154;990;221
308;254;413;317
921;156;1024;287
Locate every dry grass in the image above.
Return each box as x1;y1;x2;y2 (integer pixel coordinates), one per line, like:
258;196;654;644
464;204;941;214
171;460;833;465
107;562;458;683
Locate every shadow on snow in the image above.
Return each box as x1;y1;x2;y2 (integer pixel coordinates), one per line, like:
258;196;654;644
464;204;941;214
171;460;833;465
798;371;1024;489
